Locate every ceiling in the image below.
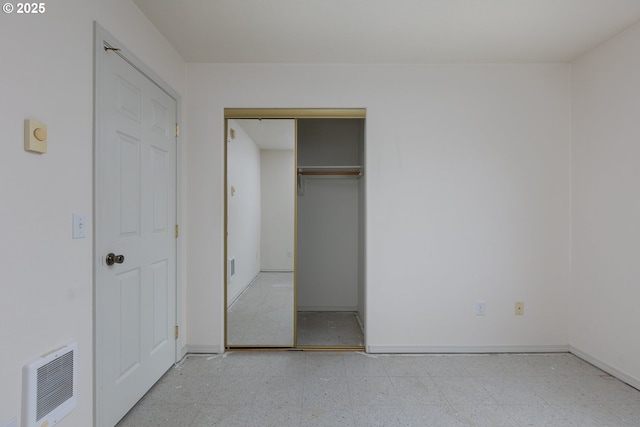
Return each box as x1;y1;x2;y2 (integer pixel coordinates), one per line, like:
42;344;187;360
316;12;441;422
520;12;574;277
234;119;295;150
133;0;640;63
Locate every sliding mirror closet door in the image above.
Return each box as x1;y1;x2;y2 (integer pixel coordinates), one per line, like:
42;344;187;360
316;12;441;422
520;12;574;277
226;119;295;347
296;118;366;348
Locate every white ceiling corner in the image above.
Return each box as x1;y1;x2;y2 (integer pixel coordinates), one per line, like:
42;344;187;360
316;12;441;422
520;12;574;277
133;0;640;64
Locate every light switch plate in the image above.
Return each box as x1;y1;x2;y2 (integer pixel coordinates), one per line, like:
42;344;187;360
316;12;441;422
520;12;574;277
24;119;47;153
73;213;87;239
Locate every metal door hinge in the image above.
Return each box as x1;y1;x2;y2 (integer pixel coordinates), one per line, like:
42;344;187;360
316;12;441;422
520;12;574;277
175;123;179;137
175;326;179;340
175;224;179;238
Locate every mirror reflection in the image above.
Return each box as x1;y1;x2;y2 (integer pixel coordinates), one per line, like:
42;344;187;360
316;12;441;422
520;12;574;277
226;119;295;346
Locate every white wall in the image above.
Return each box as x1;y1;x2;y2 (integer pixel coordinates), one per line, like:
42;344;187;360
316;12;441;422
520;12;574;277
260;150;295;271
185;63;571;352
0;1;185;426
570;22;640;388
227;120;261;303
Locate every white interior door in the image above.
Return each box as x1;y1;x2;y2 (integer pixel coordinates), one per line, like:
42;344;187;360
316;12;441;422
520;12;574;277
96;40;177;427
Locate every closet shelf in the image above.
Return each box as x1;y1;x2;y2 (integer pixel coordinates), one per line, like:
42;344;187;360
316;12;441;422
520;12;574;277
297;166;363;177
296;166;362;195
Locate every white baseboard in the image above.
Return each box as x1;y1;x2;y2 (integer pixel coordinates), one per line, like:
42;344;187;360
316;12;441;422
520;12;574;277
179;344;188;360
569;345;640;391
186;344;225;354
297;306;358;312
366;345;569;354
1;417;17;427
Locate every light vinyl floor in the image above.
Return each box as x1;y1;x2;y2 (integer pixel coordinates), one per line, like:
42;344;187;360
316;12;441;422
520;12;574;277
116;351;640;427
297;311;364;347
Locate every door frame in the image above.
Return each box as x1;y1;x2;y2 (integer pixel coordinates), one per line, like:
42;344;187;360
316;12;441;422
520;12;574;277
223;108;366;350
93;23;183;427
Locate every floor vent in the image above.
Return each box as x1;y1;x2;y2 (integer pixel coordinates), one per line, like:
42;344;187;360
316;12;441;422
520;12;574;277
22;342;77;427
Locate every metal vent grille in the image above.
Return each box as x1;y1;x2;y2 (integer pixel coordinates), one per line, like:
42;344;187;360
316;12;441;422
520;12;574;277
36;350;74;421
22;342;77;427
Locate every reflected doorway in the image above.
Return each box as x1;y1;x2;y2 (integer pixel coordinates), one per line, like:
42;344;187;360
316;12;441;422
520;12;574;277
225;119;295;347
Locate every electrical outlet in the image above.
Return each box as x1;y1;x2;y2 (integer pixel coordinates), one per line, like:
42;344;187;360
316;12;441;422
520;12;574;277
515;301;524;315
475;301;486;316
72;212;87;239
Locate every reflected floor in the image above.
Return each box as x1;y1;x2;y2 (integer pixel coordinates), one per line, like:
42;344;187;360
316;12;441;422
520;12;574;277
297;311;364;347
227;272;294;346
227;272;364;347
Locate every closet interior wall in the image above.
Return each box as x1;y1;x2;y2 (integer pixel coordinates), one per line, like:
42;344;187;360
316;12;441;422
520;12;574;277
296;119;365;327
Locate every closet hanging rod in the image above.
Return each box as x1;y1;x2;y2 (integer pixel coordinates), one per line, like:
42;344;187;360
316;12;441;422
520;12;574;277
297;165;362;170
297;170;362;176
297;165;361;168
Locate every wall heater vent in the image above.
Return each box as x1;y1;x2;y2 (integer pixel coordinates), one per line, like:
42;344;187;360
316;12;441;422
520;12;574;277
228;257;236;282
22;342;77;427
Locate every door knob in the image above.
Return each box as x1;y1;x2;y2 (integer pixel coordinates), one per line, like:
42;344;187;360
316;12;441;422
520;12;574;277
106;253;125;266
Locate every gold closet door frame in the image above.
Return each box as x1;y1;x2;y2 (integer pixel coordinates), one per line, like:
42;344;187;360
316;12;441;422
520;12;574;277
225;108;365;120
224;108;366;350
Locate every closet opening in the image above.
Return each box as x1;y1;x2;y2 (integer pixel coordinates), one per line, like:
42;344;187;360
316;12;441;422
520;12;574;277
224;109;366;351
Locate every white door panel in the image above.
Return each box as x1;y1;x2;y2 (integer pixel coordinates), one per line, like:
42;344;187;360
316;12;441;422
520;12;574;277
96;41;177;427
